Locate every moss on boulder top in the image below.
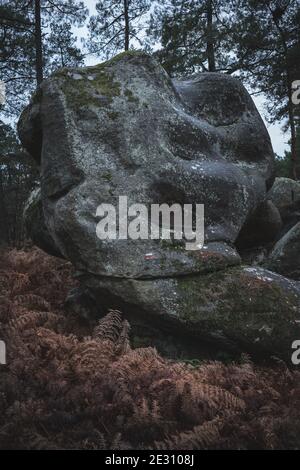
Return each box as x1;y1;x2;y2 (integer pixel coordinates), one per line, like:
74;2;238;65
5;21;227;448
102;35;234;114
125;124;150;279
52;51;159;111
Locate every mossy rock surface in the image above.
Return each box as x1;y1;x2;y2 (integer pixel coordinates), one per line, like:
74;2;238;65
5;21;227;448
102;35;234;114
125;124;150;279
82;265;300;361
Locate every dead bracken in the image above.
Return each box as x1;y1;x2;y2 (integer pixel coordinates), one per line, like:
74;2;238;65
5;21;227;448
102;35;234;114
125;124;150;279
1;248;300;450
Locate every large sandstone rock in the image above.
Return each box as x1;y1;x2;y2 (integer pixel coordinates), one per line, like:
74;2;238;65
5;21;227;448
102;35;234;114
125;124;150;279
81;266;300;359
267;222;300;280
268;178;300;242
19;51;300;358
268;177;300;218
236;200;282;249
18;51;274;277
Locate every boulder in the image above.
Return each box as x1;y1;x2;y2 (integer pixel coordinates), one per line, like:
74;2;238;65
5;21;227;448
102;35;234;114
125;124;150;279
268;177;300;218
18;51;274;278
267;222;300;280
19;51;300;358
236;200;282;249
80;266;300;360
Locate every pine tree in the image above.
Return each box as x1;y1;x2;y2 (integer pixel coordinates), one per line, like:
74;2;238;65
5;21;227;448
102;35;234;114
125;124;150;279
231;0;300;179
0;1;35;116
87;0;152;59
0;0;87;117
148;0;236;76
0;121;38;245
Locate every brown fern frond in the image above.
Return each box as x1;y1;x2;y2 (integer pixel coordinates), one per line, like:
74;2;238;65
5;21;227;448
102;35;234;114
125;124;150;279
154;418;224;450
8;311;61;331
93;310;124;342
115;319;131;355
13;294;51;311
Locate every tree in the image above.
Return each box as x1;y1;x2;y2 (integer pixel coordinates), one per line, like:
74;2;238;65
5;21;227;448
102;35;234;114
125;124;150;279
0;0;87;117
206;0;216;72
31;0;87;83
87;0;152;59
275;127;300;177
46;21;85;69
0;121;38;245
34;0;43;85
231;0;300;179
0;1;36;117
148;0;237;76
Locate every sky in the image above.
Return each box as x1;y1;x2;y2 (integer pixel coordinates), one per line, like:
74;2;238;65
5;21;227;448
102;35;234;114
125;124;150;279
78;0;289;157
252;96;289;157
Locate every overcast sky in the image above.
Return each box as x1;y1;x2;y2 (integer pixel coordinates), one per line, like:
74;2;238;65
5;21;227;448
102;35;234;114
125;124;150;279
79;0;289;157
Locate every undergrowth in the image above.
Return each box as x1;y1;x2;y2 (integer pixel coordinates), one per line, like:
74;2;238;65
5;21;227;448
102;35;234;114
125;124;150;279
1;248;300;450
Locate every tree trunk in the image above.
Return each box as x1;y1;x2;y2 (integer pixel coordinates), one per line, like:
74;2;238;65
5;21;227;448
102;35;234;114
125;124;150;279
270;7;297;179
206;0;216;72
34;0;43;85
124;0;130;51
288;90;298;179
0;170;9;244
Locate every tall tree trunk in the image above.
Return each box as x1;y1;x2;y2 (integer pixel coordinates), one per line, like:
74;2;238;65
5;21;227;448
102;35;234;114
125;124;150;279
0;170;9;244
34;0;43;85
124;0;130;51
288;89;298;179
270;6;297;179
206;0;216;72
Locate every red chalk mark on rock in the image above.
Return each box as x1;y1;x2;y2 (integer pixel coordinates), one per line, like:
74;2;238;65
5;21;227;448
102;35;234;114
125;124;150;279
144;253;157;261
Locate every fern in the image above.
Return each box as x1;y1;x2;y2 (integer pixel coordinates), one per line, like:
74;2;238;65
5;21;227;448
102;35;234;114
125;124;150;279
1;247;300;450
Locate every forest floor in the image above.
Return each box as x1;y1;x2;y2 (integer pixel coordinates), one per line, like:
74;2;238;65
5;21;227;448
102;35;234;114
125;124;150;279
1;247;300;450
